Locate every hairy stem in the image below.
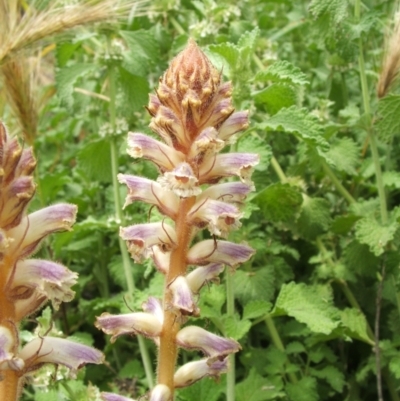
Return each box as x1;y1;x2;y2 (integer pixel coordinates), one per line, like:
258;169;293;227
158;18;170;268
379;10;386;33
157;197;196;393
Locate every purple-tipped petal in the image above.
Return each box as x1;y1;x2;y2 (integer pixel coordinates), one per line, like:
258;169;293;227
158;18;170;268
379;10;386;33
149;384;171;401
198;182;252;204
176;326;240;357
174;356;229;388
120;222;176;262
218;111;249;142
7;204;77;259
12;259;78;310
187;199;242;238
1;176;35;229
186;263;225;294
118;174;178;218
142;297;164;324
101;393;136;401
168;276;198;316
199;153;259;185
127;133;184;171
157;162;201;198
187;240;255;267
19;337;104;374
95;312;162;342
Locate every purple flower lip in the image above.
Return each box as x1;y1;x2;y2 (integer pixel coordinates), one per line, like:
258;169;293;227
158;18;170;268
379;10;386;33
12;259;78;310
18;337;104;374
7;203;77;259
95;312;162;342
199;153;259;185
186;263;225;294
120;222;177;262
174;356;229;388
187;198;242;238
187;240;255;267
176;326;240;357
101;392;137;401
218;110;249;142
168;276;198;316
127;132;184;171
118;174;178;219
198;181;252;204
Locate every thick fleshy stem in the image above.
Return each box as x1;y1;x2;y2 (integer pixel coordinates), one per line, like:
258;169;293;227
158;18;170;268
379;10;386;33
157;197;196;389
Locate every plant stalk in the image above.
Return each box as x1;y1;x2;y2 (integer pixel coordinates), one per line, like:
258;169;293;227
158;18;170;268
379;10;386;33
108;62;154;388
157;197;196;394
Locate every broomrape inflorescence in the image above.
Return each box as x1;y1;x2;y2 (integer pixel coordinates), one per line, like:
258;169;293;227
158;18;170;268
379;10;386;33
0;123;104;401
96;39;259;401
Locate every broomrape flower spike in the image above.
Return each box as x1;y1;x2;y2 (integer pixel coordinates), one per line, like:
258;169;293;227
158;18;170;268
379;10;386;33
96;39;258;399
0;123;103;401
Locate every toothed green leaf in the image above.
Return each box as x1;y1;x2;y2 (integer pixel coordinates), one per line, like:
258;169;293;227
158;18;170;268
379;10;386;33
259;106;329;151
255;60;309;86
375;94;400;142
355;217;399;256
272;282;340;334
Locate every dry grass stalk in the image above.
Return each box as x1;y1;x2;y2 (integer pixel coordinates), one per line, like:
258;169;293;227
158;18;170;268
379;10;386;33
0;0;149;65
1;58;38;145
377;10;400;98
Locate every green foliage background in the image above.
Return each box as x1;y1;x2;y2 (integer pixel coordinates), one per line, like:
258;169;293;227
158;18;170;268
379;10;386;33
2;0;400;400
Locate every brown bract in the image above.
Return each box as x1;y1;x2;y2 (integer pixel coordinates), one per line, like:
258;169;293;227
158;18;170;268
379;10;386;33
149;40;234;153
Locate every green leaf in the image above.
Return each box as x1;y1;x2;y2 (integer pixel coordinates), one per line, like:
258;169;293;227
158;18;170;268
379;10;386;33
222;315;252;340
255;183;303;223
286;377;318;401
255;60;309;86
199;285;226;318
56;63;96;107
77;138;112;183
331;215;359;235
179;376;224;401
243;300;272;320
375;94;400;142
389;355;400;379
117;67;150;114
340;308;373;344
310;365;345;392
259;106;329;151
234;267;275;304
296;196;331;239
324;137;359;175
120;29;159;76
208;42;240;70
343;240;380;277
309;0;348;25
254;84;298;114
272;282;340;334
236;369;282;401
355;217;399;256
35;390;63;401
383;171;400;189
237;27;260;55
